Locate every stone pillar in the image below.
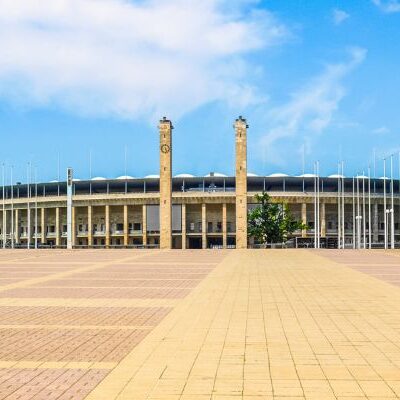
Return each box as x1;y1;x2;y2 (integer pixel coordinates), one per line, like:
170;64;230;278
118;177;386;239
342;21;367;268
142;204;147;246
301;203;307;238
88;205;93;247
202;203;207;249
373;201;379;243
15;209;20;244
41;208;46;244
123;205;129;247
182;203;186;250
320;202;326;238
235;116;248;249
55;207;60;247
71;206;76;247
105;205;110;248
159;117;173;249
222;203;227;249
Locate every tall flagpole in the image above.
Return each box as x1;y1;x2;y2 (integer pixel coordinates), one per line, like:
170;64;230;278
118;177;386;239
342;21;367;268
362;172;366;249
2;164;5;249
341;161;345;248
89;149;92;195
314;162;317;248
10;166;14;249
27;163;31;250
383;158;387;249
34;167;38;250
314;162;318;249
352;177;356;249
357;175;360;249
337;163;341;249
317;161;320;249
368;166;372;249
124;145;128;195
390;154;395;249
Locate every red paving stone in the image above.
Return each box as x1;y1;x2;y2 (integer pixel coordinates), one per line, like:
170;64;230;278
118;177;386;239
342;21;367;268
317;250;400;287
0;249;224;399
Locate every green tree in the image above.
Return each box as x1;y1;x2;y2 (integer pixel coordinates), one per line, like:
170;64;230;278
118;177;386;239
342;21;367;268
248;192;307;244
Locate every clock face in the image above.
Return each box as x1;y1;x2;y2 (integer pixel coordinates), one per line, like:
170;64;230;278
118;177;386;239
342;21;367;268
161;144;170;154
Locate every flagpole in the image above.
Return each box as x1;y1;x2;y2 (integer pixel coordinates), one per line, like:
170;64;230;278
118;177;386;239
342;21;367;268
383;158;387;250
357;174;360;249
368;166;371;249
352;177;356;249
10;166;14;249
34;167;38;249
2;163;5;249
390;154;395;249
337;163;341;249
314;162;317;248
341;161;345;248
317;161;320;249
124;145;128;195
27;163;31;250
362;172;366;249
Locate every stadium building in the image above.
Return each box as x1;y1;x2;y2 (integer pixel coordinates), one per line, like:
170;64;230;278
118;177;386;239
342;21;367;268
0;116;399;249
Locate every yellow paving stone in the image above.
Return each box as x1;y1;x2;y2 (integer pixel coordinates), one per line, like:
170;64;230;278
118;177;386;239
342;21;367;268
296;365;326;380
272;379;304;397
358;380;397;397
329;379;364;396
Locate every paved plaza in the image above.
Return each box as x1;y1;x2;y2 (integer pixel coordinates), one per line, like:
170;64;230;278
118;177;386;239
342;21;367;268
0;250;400;399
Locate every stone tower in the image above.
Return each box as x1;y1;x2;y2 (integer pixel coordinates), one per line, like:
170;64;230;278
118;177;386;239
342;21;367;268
235;116;248;249
159;117;173;249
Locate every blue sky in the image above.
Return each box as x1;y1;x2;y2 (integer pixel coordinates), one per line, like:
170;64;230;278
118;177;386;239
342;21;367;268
0;0;399;183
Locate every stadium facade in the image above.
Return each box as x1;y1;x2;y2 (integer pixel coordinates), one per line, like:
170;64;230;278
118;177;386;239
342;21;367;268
0;116;399;249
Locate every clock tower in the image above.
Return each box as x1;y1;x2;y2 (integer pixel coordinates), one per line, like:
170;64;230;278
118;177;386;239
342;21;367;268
235;116;248;249
159;117;173;249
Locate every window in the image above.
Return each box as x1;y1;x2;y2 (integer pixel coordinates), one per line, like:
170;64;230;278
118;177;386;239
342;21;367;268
133;223;141;231
116;223;123;231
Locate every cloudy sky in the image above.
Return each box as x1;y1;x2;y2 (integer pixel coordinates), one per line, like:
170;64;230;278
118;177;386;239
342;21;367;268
0;0;399;182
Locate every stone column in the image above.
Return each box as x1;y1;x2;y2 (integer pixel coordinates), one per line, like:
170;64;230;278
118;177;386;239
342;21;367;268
159;117;173;249
373;201;379;243
55;207;60;247
301;203;307;238
123;205;129;247
15;209;20;244
202;203;207;249
235;116;248;249
222;203;227;249
88;205;93;247
142;204;147;246
105;205;110;248
320;202;326;238
182;203;186;250
41;208;46;245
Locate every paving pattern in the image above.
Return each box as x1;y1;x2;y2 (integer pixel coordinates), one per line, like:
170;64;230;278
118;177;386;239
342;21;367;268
1;249;400;399
0;250;223;400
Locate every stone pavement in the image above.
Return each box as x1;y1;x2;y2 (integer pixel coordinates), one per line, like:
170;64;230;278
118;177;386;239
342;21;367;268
0;250;400;399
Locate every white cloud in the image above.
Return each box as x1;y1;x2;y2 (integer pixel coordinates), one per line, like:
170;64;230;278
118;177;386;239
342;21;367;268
372;0;400;13
0;0;288;120
259;47;367;165
332;9;350;25
372;126;390;134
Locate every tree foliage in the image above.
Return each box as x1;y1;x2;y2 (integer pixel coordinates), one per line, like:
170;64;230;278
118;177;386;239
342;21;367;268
248;192;307;244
